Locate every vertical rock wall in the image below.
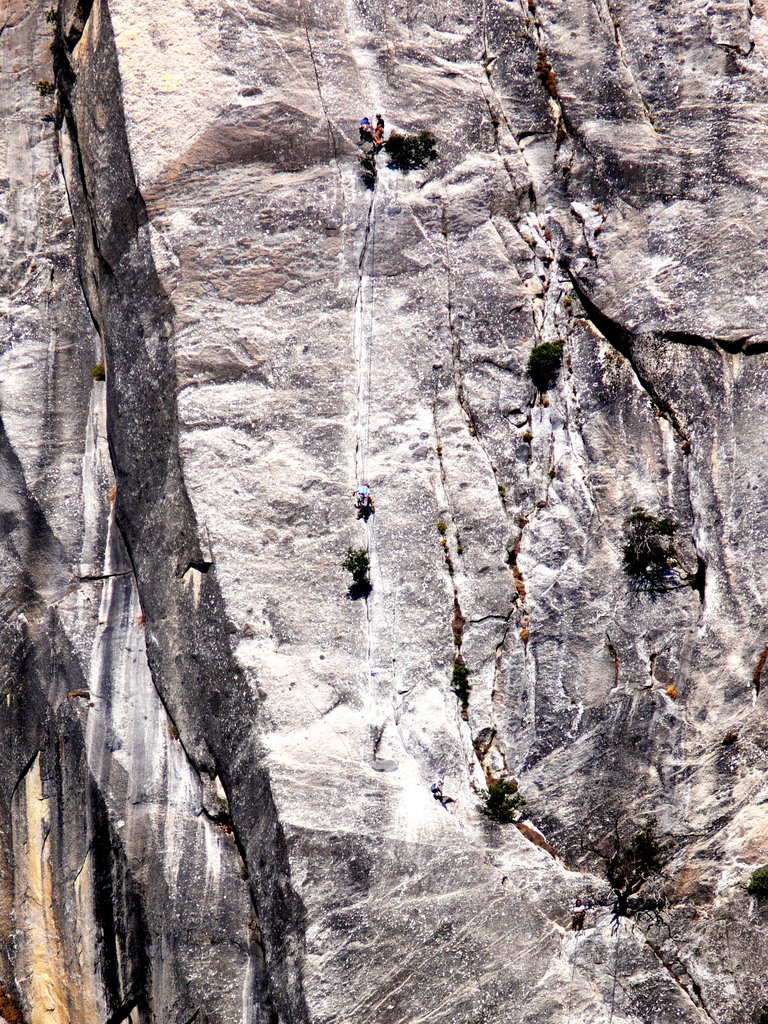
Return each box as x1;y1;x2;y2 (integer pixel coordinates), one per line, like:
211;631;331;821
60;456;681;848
2;0;768;1022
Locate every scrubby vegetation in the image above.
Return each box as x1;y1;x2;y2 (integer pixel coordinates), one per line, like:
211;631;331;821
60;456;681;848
92;363;106;381
527;340;564;392
623;507;681;594
747;865;768;898
343;547;371;598
451;660;471;707
597;817;673;919
36;80;55;96
536;51;559;98
383;131;437;172
482;779;525;823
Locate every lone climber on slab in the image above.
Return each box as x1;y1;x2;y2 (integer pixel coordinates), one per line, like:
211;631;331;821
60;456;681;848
571;898;588;931
431;778;455;809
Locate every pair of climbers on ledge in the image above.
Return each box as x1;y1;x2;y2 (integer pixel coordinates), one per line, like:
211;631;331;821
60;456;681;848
360;113;385;147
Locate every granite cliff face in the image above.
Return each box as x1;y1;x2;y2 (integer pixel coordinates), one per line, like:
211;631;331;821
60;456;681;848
2;0;768;1021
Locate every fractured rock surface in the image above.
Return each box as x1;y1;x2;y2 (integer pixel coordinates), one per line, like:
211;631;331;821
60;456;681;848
2;0;768;1021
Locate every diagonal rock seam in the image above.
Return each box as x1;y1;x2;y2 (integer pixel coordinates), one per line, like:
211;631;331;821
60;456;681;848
51;1;311;1020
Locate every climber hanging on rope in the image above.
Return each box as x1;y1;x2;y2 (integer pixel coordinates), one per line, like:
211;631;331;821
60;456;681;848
431;777;456;809
354;483;376;521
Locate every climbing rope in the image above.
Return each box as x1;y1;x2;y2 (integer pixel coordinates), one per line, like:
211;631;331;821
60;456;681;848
365;189;376;480
608;919;622;1024
364;191;378;690
565;930;581;1024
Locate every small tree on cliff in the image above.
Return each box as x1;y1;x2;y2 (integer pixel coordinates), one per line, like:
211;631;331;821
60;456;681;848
593;817;673;921
622;507;682;594
481;779;525;824
343;547;371;599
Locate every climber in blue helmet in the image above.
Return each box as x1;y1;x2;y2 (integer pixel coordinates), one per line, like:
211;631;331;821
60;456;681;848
359;117;373;144
355;483;375;520
431;777;455;809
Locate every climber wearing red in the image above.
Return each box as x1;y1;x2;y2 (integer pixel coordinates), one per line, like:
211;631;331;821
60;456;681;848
372;114;385;147
354;483;375;520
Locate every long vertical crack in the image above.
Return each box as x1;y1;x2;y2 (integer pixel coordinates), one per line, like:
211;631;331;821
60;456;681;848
51;3;310;1020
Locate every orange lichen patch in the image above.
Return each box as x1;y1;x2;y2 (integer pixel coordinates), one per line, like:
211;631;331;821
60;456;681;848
666;683;680;700
536;51;559;98
753;646;768;696
451;598;466;647
672;864;711;900
13;756;71;1023
515;822;559;860
0;986;24;1024
607;637;620;688
512;566;526;601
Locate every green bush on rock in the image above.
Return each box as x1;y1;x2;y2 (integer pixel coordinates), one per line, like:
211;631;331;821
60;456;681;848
383;131;437;172
623;507;680;594
482;779;525;823
747;865;768;898
343;547;371;598
527;340;564;391
451;661;471;707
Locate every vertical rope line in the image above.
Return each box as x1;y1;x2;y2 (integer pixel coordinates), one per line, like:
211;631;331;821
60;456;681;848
366;192;376;480
364;190;378;691
565;930;580;1024
608;921;621;1024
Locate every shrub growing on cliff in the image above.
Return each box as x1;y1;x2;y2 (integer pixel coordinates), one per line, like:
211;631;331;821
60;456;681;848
623;507;681;594
597;817;672;920
527;340;564;391
536;51;559;98
343;546;371;598
451;661;471;707
747;865;768;898
36;80;55;97
92;363;106;381
383;131;437;172
482;779;525;823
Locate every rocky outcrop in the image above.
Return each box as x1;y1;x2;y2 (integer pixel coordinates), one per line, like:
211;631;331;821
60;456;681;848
2;0;768;1022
